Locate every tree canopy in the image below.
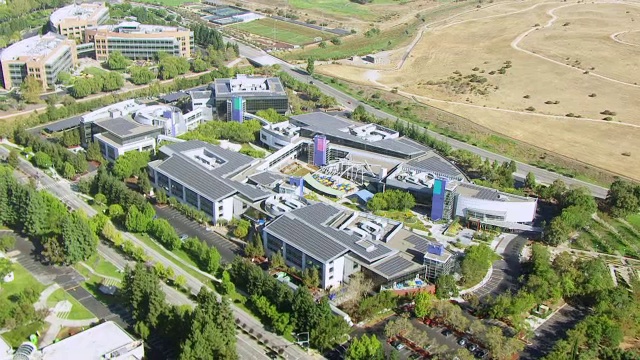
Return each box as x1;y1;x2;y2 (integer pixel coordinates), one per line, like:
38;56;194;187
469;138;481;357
106;51;131;70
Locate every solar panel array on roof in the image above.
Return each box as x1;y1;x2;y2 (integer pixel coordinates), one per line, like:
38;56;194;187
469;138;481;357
44;116;82;133
371;255;417;278
248;171;286;187
455;182;501;200
406;154;463;178
405;234;431;253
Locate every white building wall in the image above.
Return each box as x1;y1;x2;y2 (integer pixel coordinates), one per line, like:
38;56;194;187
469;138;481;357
454;195;537;223
324;256;345;288
220;197;234;221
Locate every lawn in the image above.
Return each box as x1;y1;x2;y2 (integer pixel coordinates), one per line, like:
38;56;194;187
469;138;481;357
234;18;333;45
83;254;123;280
2;321;46;347
575;216;640;259
73;266;122;306
2;263;45;300
46;288;96;320
129;0;191;6
287;0;373;18
81;67;108;77
627;214;640;231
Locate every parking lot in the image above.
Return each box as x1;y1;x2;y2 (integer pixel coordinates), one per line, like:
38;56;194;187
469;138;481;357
154;205;242;264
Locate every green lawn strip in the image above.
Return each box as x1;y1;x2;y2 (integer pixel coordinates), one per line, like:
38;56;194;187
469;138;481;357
81;67;108;77
132;233;212;284
45;288;96;320
235;18;332;45
3;263;45;299
627;214;640;231
84;254;123;280
287;0;374;19
2;321;47;348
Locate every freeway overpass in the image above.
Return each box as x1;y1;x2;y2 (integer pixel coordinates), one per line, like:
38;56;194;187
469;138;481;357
229;39;609;199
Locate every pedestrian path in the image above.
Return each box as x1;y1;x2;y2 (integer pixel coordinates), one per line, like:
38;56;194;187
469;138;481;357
34;284;61;311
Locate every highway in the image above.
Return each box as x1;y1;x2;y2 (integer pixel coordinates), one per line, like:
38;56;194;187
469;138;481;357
0;144;312;360
227;39;609;199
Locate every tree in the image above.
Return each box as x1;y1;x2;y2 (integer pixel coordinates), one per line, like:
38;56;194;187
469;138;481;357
137;176;151;195
101;72;125;92
0;258;12;284
134;321;150;340
60;129;80;147
155;188;168;204
86;141;103;162
270;251;285;270
606;179;640;217
108;204;125;220
0;235;15;251
129;66;156;85
41;236;65;264
24;191;48;237
244;232;265;258
219;270;235;295
32;151;52;169
61;211;98;264
255;108;286;123
306;57;315;75
106;51;131;70
460;244;496;287
302;266;320;288
62;162;75;179
384;317;412;338
122;263;166;328
20;76;42;104
191;58;208;73
179;288;237;360
367;196;387;212
524;172;536;190
435;274;459;299
70;78;94;98
7;150;19;168
174;275;187;289
414;291;435;318
346;334;383;360
93;193;107;206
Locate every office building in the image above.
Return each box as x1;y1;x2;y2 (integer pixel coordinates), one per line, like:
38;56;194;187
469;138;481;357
92;117;161;161
133;104;204;137
192;75;289;120
263;202;454;289
0;32;77;90
84;21;194;61
148;141;272;224
49;3;110;41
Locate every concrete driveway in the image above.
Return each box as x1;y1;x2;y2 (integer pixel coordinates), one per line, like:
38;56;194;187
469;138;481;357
471;235;527;300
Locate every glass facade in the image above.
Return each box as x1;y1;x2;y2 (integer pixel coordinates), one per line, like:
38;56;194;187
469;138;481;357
215;96;289;118
170;180;183;198
285;246;303;268
185;187;198;207
200;197;213;216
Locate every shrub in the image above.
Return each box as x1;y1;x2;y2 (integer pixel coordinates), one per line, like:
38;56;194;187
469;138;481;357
523;95;530;99
588;93;597;97
525;106;535;111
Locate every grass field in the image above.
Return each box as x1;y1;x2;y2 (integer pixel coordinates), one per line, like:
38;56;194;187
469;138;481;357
3;263;45;300
133;0;191;6
574;214;640;258
2;321;46;347
317;0;640;181
84;254;122;280
46;288;95;320
234;18;333;45
81;67;108;77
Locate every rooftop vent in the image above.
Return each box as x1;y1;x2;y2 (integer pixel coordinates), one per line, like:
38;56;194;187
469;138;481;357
355;239;376;253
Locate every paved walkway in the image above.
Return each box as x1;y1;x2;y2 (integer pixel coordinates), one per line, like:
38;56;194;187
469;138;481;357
34;284;61;311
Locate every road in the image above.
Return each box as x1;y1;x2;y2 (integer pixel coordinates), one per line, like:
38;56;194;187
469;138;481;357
227;39;609;198
0;145;312;359
521;304;587;359
471;236;527;300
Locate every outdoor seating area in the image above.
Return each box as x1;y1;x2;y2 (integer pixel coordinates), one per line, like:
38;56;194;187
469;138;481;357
312;173;355;192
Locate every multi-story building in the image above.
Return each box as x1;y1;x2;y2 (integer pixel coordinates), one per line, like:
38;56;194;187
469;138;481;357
191;74;289;120
49;3;110;41
0;32;77;90
148;141;272;224
92;117;161;161
85;21;194;61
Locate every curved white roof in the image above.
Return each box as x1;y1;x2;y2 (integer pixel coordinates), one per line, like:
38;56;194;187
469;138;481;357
0;32;69;62
50;3;108;27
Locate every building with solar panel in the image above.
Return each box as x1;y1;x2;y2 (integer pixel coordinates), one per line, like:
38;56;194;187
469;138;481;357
191;74;289;121
262;202;454;290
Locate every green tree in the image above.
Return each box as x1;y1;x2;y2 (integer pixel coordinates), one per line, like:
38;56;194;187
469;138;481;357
174;275;187;289
414;291;435;318
137;175;151;195
32;151;52;169
346;334;383;360
179;288;237;360
70;78;94;98
367;196;387;212
41;236;65;264
191;58;208;73
108;204;125;220
306;57;315;75
134;321;150;340
7;149;19;168
270;251;285;270
113;151;150;179
60;129;80;147
93;193;107;206
122;263;166;328
460;244;496;287
524;172;536;190
219;270;235;295
302;266;320;288
106;51;131;70
0;235;16;251
61;211;98;264
155;188;168;204
20;76;42;104
435;274;459;299
86;142;103;163
244;232;264;258
0;258;13;284
606;179;640;217
129;66;156;85
62;162;75;179
101;72;124;92
255;108;286;123
24;191;48;237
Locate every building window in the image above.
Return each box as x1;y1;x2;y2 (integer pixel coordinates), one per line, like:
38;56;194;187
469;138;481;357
329;275;334;280
353;262;359;269
329;267;334;273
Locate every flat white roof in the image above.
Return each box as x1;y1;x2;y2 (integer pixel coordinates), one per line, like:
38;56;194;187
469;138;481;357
50;3;108;26
92;21;188;34
40;321;142;360
0;32;69;62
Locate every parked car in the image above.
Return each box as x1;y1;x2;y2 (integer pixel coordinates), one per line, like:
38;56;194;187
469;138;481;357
467;343;478;352
179;234;188;241
408;353;421;360
442;329;453;337
457;337;467;346
475;349;488;359
395;343;406;350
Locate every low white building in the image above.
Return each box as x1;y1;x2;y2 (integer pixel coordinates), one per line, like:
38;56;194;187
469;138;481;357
133;104;204;137
92;117;160;161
